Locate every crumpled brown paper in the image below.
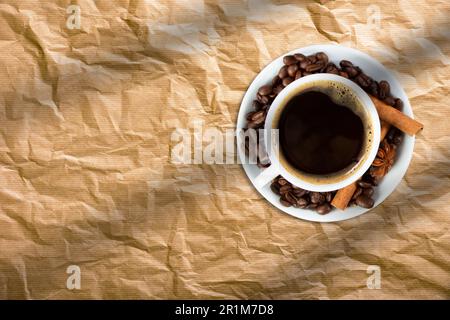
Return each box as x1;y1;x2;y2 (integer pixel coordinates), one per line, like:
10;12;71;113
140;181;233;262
0;0;449;299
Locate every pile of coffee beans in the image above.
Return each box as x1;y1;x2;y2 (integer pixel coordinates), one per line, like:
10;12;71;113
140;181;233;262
246;52;405;213
270;176;335;214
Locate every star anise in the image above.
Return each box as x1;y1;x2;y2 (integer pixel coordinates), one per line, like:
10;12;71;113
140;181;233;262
370;140;396;179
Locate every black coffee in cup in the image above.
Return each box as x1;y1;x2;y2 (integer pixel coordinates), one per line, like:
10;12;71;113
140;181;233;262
278;89;366;175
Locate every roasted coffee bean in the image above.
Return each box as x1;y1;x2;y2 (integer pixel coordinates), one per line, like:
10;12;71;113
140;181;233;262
278;178;288;186
340;60;353;68
343;66;359;78
316;52;329;64
283;55;297;65
287;64;299;77
394;98;403;110
379;80;390;99
306;203;318;209
282;77;293;86
273;85;283;95
363;187;374;197
293;188;307;198
252;100;262;111
284;192;297;204
369;81;379;96
339;71;349;78
250;110;265;121
296;197;309;208
272;75;281;86
294;53;306;61
325;63;340;75
278;65;289;79
384;96;396;106
310;192;325;204
295;70;303;80
247;120;263;129
258;95;269;104
246;111;256;121
358;181;373;188
352;187;363;200
305;63;323;73
258;85;272;96
355;194;374;208
325;192;333;203
299;60;310;69
316;203;332;214
355;74;370;87
279;184;292;194
280;198;292;207
307;55;318;63
302;71;312;77
271;183;281;195
392;132;403;146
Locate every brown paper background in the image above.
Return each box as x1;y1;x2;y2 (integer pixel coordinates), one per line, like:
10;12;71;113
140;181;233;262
0;0;449;299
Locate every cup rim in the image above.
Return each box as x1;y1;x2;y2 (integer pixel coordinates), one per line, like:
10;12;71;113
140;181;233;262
264;73;381;192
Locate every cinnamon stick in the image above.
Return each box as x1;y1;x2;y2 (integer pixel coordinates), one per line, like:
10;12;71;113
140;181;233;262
370;95;423;136
331;182;358;210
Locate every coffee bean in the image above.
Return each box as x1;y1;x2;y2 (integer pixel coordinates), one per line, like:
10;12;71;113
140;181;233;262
271;183;281;195
258;95;269;104
279;185;292;194
339;71;349;79
287;64;299;77
282;77;293;86
278;178;288;186
352;187;363;200
252;100;262;111
316;52;329;65
305;63;323;73
340;60;353;68
358;181;373;188
284;192;297;204
379;80;390;99
293;188;307;198
283;55;297;65
394;98;403;110
369;81;379;96
355;74;370;87
295;70;303;80
325;192;333;203
250;110;265;121
325;63;339;75
384;96;396;106
246;111;255;121
307;55;318;63
294;53;306;61
344;66;359;78
299;60;310;69
278;65;289;79
310;192;325;204
272;75;281;86
302;71;312;77
247;120;263;129
392;132;403;146
355;194;374;208
296;197;309;208
363;187;374;197
258;85;272;96
273;85;284;95
280;198;292;207
316;203;332;214
306;203;318;209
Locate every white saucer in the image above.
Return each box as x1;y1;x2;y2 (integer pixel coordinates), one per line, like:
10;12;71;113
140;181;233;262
237;44;415;222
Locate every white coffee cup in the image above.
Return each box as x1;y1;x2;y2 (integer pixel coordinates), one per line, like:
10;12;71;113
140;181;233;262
254;73;381;192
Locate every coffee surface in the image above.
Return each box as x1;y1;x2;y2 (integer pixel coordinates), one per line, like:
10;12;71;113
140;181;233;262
279;90;364;175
